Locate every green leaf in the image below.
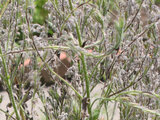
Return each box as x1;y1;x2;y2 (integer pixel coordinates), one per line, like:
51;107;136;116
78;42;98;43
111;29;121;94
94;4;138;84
93;11;104;28
0;95;2;103
34;0;48;8
92;108;101;120
33;0;49;25
155;0;160;5
33;6;49;25
114;17;125;49
127;102;160;116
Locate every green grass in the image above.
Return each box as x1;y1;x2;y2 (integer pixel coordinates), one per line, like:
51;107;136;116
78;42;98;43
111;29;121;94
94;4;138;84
0;0;160;119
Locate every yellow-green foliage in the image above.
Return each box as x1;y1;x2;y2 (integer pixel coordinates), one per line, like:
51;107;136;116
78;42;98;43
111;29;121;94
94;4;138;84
155;0;160;4
33;0;49;25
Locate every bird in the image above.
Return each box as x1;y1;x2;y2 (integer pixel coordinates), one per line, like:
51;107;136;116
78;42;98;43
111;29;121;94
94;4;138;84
40;51;71;85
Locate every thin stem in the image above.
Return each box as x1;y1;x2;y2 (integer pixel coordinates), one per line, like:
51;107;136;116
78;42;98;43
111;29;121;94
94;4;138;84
60;0;92;33
0;47;20;120
45;63;82;99
75;21;92;119
80;54;92;117
6;45;70;55
0;0;10;19
124;0;144;32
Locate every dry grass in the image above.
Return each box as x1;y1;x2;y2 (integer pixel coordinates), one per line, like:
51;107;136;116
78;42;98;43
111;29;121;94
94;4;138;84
0;0;160;120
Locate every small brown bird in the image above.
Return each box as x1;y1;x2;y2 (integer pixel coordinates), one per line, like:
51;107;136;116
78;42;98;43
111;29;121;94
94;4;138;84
56;51;71;77
40;51;71;84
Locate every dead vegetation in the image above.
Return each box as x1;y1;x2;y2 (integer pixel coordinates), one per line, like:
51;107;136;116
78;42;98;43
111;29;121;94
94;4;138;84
0;0;160;120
